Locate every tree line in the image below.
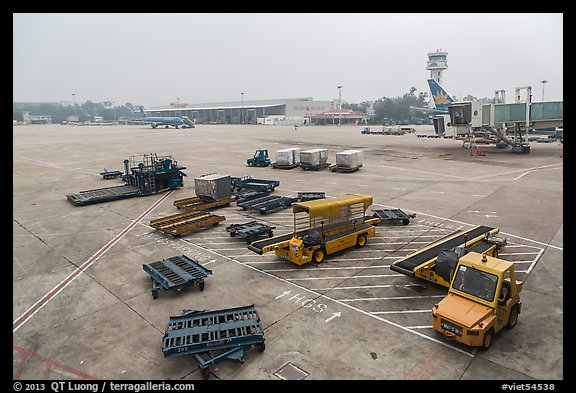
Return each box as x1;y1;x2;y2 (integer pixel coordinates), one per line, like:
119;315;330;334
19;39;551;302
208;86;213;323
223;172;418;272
13;101;143;124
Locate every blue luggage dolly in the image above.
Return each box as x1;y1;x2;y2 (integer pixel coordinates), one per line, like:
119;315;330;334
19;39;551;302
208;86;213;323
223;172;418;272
162;305;266;379
143;255;212;299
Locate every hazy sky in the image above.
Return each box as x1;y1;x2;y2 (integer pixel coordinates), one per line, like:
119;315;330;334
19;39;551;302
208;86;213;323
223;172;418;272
13;13;563;107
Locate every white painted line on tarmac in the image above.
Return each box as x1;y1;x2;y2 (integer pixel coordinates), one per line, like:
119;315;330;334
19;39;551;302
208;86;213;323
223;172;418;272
371;309;431;314
340;295;445;302
264;265;391;272
286;274;402;281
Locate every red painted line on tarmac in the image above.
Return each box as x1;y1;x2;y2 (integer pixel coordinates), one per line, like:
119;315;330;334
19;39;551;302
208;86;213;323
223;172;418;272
405;348;434;380
421;351;444;379
13;345;97;380
12;192;172;333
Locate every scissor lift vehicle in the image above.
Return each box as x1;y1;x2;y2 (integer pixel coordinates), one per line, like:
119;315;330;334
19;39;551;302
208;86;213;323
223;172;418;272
67;154;186;206
142;255;212;299
248;194;381;265
162;305;265;379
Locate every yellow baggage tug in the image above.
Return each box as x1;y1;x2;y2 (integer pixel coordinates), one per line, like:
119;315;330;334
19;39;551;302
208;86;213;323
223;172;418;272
248;194;380;265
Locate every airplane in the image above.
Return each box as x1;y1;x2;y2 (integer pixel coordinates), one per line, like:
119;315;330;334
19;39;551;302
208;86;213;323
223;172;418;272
134;106;195;129
410;79;455;115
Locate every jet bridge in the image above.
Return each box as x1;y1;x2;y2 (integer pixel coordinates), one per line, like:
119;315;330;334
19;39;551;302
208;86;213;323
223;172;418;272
441;87;562;153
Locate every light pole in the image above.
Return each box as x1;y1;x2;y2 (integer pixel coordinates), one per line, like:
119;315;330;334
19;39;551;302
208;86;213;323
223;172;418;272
241;92;244;124
112;101;116;122
337;85;342;126
540;80;548;102
72;93;77;119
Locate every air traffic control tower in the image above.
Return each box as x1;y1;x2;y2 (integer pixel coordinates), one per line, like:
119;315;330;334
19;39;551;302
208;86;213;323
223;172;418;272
426;49;448;85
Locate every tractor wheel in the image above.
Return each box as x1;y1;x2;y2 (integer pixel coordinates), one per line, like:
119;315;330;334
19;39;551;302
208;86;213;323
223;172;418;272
507;305;519;329
312;248;326;264
482;329;494;351
356;233;367;248
201;367;210;379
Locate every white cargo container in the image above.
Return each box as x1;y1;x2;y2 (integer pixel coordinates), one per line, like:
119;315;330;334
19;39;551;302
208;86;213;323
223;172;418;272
335;150;363;169
300;148;328;166
276;147;300;165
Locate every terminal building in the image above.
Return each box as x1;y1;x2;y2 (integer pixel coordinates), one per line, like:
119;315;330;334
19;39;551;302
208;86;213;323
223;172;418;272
145;97;341;125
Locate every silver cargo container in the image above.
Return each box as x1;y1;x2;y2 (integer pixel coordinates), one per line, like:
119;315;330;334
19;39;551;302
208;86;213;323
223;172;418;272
276;147;300;165
336;150;363;168
194;173;231;201
300;148;328;166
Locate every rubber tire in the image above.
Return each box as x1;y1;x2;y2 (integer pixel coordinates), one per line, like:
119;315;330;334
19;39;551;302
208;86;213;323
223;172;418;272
312;248;326;264
356;233;367;248
402;219;410;225
507;305;519;329
201;367;210;380
482;329;494;351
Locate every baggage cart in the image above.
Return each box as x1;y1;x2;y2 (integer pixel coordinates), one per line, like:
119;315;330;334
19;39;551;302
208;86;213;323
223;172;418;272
226;221;275;243
143;255;212;299
372;208;416;225
162;305;265;379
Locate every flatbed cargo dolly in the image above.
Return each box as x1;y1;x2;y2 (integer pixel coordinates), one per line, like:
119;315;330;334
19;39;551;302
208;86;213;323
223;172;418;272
271;162;299;169
173;195;235;211
66;185;142;206
99;169;123;180
230;176;280;192
299;161;331;171
372;208;416;225
237;194;299;214
234;190;269;201
390;225;507;287
226;221;275;243
297;192;326;202
150;210;225;237
142;255;213;299
329;164;363;173
162;304;265;379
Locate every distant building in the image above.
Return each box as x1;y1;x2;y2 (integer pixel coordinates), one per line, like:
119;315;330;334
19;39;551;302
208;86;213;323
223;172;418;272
22;111;52;124
146;97;332;125
304;108;370;125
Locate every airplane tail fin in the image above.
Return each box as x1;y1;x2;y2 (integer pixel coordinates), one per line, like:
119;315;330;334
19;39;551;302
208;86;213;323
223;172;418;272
427;79;454;111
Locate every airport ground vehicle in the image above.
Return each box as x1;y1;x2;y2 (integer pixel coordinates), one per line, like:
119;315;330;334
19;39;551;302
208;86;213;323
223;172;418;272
248;194;381;265
372;208;415;225
432;251;523;350
173;195;235;211
247;149;271;167
226;221;275;243
361;127;371;134
390;226;506;288
67;154;186;206
99;169;123;180
142;255;212;299
231;175;279;192
162;304;265;379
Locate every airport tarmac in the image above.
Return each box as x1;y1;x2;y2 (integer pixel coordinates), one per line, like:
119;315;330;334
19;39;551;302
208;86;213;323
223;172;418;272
13;123;563;381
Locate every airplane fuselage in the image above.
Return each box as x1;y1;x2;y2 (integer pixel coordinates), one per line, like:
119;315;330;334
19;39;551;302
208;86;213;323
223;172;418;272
138;116;195;129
